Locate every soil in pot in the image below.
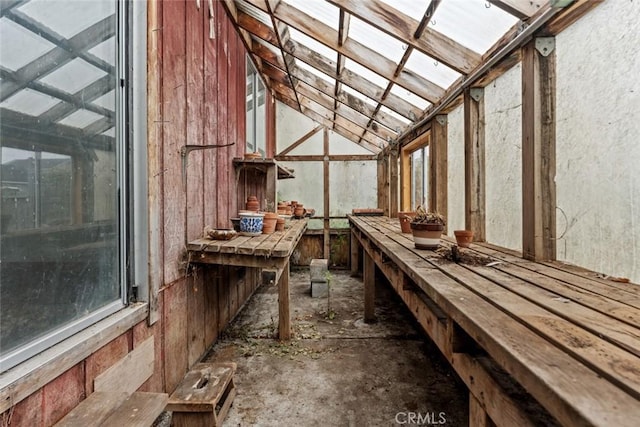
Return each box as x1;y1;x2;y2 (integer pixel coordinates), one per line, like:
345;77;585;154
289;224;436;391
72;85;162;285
454;230;474;248
411;223;445;250
398;211;416;233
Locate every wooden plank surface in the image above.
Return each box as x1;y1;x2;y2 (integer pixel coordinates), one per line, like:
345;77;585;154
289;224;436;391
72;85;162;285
349;215;640;427
55;392;168;427
100;392;168;426
94;337;155;393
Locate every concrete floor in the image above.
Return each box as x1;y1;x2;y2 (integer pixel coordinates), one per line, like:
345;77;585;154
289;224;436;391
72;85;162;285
204;268;469;426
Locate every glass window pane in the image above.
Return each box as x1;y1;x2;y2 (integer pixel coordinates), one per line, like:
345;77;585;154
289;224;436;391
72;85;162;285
1;0;121;366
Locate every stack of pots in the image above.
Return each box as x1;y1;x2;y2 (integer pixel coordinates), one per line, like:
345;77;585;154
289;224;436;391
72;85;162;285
294;203;305;218
246;196;259;212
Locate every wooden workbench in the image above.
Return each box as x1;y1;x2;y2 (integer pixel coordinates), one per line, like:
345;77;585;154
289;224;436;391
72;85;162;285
349;215;640;427
187;218;307;340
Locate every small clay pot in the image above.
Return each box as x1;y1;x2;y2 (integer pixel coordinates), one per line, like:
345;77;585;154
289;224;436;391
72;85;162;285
398;211;416;233
262;212;279;234
454;230;474;248
294;205;305;218
275;217;285;231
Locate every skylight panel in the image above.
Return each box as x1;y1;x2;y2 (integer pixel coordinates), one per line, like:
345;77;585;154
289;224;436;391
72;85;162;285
296;60;336;88
289;28;338;64
285;0;339;31
57;109;104;129
39;58;107;94
0;18;55;71
389;85;430;111
344;59;389;90
18;0;115;40
404;49;461;89
379;105;411;126
379;0;428;20
349;16;405;63
0;89;60;116
430;0;519;54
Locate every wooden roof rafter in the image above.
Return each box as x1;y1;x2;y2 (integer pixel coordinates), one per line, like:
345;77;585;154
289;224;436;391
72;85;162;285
332;8;350;131
239;13;421;121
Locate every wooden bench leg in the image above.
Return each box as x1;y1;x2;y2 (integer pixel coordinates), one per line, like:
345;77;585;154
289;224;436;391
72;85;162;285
470;393;494;427
364;250;376;323
350;230;360;276
278;261;291;340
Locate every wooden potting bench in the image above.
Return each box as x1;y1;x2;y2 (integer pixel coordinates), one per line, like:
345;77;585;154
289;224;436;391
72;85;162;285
349;215;640;427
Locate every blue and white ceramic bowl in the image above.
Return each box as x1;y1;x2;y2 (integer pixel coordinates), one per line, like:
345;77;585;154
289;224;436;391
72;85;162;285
239;212;264;236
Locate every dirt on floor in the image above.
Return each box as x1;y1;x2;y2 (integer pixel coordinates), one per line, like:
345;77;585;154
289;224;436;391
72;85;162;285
203;268;469;427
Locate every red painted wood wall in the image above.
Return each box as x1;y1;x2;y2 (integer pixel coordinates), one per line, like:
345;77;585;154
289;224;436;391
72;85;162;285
4;2;275;424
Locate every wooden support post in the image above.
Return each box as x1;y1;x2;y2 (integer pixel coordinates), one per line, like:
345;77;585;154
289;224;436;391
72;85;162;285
522;37;556;261
464;87;486;241
470;393;492;427
430;115;448;232
323;127;331;259
278;261;290;340
350;229;360;276
389;148;399;217
266;162;276;208
363;250;376;323
377;154;390;215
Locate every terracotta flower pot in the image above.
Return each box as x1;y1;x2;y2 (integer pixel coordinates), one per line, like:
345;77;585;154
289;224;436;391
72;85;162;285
275;217;285;231
262;212;278;234
410;223;444;250
398;211;416;233
454;230;474;248
294;204;305;218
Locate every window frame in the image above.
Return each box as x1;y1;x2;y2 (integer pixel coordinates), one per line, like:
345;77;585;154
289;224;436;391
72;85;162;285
400;133;430;211
0;0;147;373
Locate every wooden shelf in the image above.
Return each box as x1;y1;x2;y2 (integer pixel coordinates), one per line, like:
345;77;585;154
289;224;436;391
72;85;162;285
232;158;295;179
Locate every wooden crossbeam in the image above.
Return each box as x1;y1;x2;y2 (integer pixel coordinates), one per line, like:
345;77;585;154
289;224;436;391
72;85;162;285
327;0;481;74
489;0;547;20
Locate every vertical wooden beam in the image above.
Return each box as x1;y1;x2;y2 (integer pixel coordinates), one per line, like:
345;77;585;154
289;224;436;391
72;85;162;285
363;250;376;323
377;154;390;216
400;146;411;211
430;115;448;232
350;229;360;276
389;148;399;217
522;37;557;261
323;128;331;259
464;88;486;241
147;0;163;325
278;261;291;340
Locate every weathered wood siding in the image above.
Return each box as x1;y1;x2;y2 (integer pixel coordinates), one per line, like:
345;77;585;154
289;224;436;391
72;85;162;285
3;2;269;424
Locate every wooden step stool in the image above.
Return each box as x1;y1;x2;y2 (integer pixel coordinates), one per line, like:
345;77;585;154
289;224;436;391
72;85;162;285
167;362;237;427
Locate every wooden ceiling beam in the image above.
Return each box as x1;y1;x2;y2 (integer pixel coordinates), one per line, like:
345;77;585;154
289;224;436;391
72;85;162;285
39;75;116;123
489;0;547;20
327;0;480;74
300;106;382;153
251;1;445;102
296;83;396;141
236;9;425;119
264;0;301;110
293;68;403;135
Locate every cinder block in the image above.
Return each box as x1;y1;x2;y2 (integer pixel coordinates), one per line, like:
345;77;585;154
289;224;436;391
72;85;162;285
311;281;329;298
310;258;329;282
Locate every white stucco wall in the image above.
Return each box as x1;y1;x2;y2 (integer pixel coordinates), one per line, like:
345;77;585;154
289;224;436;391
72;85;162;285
555;0;640;283
484;63;522;251
446;105;465;235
